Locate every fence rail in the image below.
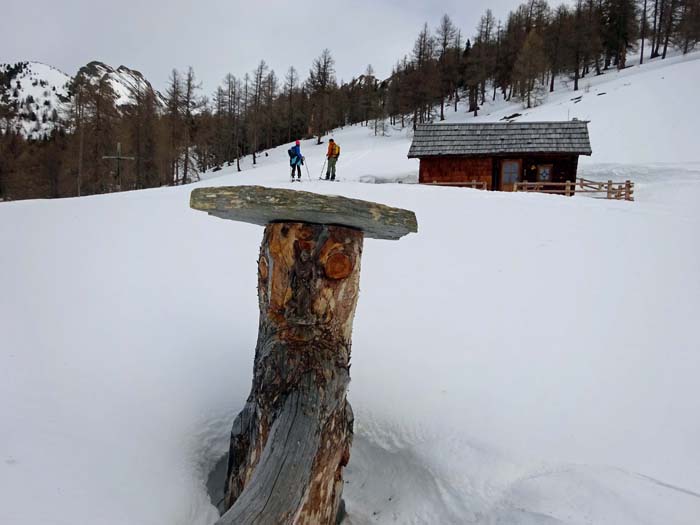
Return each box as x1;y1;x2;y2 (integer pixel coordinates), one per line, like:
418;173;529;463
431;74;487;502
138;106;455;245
514;178;635;201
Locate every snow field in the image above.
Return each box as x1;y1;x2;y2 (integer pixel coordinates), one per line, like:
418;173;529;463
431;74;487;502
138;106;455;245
1;52;700;524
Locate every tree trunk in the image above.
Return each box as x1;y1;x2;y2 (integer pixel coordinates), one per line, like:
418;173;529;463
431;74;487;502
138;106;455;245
550;69;556;92
651;0;659;56
641;0;648;64
662;0;675;59
654;0;667;56
218;222;362;525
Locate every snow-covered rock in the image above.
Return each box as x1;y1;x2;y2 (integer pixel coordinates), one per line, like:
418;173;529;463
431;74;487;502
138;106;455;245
75;61;166;108
0;61;71;139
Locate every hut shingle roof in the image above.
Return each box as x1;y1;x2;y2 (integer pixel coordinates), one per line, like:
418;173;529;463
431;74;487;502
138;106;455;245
407;121;592;158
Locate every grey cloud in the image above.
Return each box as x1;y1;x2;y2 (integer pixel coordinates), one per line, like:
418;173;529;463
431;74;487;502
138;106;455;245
1;0;520;93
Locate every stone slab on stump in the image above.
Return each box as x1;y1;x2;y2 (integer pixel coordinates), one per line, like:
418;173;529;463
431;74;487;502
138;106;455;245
190;185;418;240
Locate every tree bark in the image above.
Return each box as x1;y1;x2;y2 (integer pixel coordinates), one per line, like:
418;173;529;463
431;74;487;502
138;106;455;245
217;222;362;525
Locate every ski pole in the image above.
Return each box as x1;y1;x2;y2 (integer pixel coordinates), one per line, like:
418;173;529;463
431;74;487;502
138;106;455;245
304;161;312;182
319;158;327;180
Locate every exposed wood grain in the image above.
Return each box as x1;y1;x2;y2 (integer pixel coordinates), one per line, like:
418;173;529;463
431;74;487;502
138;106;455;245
216;223;362;525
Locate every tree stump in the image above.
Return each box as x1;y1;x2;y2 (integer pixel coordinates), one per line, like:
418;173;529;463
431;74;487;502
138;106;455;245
190;186;417;525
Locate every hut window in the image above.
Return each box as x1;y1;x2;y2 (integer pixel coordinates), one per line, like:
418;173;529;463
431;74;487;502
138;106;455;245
537;164;553;181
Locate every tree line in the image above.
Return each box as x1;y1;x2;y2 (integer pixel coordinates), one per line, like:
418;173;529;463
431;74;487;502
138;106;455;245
1;0;698;201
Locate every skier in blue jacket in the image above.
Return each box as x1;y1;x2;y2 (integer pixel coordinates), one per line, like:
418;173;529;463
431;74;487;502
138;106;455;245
290;140;304;181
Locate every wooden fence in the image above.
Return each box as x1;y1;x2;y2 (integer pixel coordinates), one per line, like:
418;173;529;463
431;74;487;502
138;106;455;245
514;178;635;201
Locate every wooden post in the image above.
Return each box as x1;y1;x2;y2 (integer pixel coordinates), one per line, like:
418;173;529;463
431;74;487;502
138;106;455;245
607;180;613;199
565;180;571;197
190;186;417;525
625;180;632;201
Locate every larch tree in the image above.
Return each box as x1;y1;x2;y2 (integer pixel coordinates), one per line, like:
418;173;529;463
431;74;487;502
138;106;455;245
124;79;159;189
248;60;268;165
284;66;298;142
165;69;184;185
547;5;570;92
181;67;202;184
640;0;649;63
307;49;336;144
513;30;548;108
661;0;678;57
674;0;700;53
603;0;639;68
436;14;457;120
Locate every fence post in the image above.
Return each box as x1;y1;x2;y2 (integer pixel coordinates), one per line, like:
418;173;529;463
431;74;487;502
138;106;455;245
607;180;613;199
565;180;571;197
625;180;632;201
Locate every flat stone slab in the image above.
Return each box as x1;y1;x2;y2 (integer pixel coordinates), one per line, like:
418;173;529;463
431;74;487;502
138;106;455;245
190;186;418;240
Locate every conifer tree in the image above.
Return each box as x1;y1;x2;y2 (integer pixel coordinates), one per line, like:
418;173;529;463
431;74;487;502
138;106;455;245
307;49;336;144
513;30;548;108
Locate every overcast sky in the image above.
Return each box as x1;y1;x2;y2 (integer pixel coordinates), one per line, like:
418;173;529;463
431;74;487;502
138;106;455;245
3;0;521;94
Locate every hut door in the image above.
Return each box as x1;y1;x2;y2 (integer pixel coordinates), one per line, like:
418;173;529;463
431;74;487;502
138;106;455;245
500;160;521;191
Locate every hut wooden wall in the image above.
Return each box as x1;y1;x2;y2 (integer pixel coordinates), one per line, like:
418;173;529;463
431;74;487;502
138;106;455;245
418;154;580;191
419;157;493;189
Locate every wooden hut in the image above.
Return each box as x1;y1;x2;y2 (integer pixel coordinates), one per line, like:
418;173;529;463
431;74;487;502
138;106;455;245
408;121;592;191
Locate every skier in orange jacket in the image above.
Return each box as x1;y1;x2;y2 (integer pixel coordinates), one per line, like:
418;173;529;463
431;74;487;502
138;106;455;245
324;139;340;181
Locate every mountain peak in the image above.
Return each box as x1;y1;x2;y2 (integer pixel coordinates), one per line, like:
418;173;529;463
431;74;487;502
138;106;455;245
1;60;164;139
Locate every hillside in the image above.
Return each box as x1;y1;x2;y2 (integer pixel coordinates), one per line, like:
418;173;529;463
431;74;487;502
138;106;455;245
1;53;699;525
0;60;164;140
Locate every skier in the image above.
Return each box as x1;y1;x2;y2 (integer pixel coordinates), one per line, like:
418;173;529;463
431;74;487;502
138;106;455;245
324;139;341;181
289;140;304;182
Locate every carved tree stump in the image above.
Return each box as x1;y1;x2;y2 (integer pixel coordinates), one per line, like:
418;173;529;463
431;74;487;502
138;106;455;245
191;186;417;525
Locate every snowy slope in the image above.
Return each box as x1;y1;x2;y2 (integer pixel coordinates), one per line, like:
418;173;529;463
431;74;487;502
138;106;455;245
465;52;700;164
1;54;700;525
0;61;71;139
